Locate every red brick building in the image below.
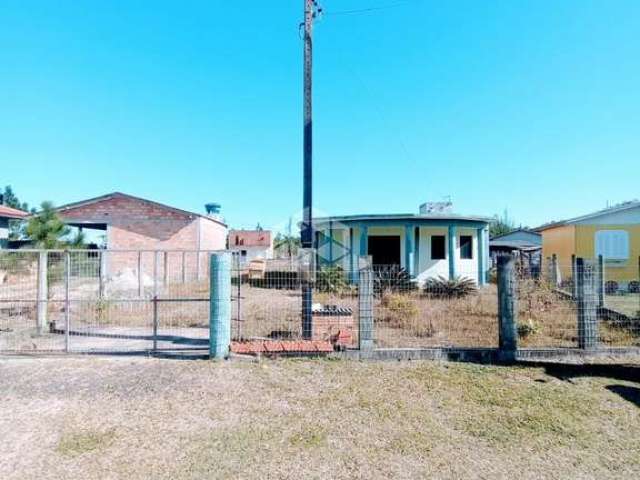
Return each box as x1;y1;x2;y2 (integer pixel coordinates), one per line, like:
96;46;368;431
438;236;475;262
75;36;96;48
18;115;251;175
56;192;227;280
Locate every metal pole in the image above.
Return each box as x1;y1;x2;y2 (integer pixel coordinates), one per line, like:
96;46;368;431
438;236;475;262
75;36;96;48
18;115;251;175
163;251;168;286
36;251;48;334
153;252;158;352
301;0;316;337
235;253;241;338
182;251;186;284
138;251;143;298
99;250;106;298
152;295;158;352
64;251;71;352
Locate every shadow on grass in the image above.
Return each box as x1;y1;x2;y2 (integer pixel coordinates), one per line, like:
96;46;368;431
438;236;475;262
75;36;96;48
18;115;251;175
518;361;640;384
517;360;640;408
605;385;640;408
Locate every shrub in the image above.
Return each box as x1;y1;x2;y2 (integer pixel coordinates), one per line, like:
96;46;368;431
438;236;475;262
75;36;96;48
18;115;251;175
423;276;478;299
316;266;348;294
373;266;416;296
517;319;540;339
378;292;433;337
605;281;619;295
628;281;640;294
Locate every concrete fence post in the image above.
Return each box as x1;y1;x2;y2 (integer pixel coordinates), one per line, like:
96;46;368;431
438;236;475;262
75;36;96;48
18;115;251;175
210;252;231;359
64;251;71;352
181;251;187;284
571;254;578;300
550;254;561;288
597;255;605;308
576;258;599;350
36;250;48;334
163;251;169;286
497;255;518;362
137;251;143;298
358;256;374;352
99;250;107;298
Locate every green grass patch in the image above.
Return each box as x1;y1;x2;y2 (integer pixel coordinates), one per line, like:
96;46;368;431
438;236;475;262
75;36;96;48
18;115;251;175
56;428;116;457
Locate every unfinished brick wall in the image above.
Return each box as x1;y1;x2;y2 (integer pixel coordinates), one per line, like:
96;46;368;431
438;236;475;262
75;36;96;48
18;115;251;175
58;194;227;282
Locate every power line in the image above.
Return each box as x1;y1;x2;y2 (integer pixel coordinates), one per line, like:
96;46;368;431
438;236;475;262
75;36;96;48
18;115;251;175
324;0;415;17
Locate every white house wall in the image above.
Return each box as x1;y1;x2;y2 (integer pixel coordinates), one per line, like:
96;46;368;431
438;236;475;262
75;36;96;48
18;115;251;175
456;227;480;281
318;225;484;285
416;227;449;282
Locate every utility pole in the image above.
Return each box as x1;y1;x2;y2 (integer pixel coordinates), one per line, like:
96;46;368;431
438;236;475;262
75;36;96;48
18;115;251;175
301;0;320;339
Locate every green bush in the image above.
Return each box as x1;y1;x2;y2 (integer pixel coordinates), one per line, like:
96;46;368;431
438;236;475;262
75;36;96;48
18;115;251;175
517;319;540;339
316;265;348;294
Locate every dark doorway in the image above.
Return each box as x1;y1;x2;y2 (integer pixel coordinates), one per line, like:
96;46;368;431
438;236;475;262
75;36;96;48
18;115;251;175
368;235;401;268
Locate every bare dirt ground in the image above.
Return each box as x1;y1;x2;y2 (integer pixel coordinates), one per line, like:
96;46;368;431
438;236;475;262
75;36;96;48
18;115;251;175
1;356;639;480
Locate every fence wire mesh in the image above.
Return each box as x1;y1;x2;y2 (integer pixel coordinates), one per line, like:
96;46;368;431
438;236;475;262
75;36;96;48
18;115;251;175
517;257;640;349
1;249;638;355
231;259;359;349
371;265;498;348
0;250;219;353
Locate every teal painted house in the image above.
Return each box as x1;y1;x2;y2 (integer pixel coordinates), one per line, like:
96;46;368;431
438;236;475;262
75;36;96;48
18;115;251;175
312;204;491;285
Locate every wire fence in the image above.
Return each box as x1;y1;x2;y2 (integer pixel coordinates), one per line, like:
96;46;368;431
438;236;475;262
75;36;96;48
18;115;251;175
0;249;638;355
0;249;219;353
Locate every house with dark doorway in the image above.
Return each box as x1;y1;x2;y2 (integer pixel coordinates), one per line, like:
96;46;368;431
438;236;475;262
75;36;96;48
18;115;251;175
313;203;491;285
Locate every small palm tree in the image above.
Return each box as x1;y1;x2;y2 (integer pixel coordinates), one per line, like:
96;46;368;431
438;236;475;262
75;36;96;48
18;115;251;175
25;201;69;249
274;218;301;258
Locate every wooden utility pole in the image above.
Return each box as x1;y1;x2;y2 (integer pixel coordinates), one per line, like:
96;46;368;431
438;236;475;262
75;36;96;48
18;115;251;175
301;0;318;338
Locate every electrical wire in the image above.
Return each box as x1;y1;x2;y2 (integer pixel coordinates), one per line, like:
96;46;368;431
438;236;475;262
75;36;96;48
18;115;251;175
324;0;416;17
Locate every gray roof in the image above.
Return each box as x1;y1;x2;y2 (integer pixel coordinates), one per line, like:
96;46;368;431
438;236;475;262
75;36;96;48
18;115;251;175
490;228;541;241
313;213;491;226
489;240;541;250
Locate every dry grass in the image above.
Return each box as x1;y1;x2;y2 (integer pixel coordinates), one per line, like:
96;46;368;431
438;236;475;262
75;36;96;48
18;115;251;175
606;293;640;318
1;356;639;479
2;276;639;352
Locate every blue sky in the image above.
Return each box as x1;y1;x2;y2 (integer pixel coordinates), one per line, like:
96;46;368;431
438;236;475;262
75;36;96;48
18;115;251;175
1;1;639;231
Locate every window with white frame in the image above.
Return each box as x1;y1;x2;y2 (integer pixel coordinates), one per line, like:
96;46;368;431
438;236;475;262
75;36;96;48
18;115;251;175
594;230;629;262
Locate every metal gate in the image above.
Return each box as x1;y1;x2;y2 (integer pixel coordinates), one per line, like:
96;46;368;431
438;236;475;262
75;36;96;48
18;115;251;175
0;249;219;353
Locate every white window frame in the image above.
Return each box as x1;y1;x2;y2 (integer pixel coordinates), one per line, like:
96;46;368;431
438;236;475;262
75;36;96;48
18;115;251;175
594;230;629;264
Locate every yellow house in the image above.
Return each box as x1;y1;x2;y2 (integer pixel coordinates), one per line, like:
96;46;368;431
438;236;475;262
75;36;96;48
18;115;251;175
537;201;640;288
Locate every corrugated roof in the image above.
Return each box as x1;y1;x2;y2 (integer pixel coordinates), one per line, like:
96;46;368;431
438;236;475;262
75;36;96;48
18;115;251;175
490;229;541;241
0;205;29;219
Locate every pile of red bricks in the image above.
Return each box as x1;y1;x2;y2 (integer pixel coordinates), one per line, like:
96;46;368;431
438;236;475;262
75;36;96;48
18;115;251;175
230;340;334;356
